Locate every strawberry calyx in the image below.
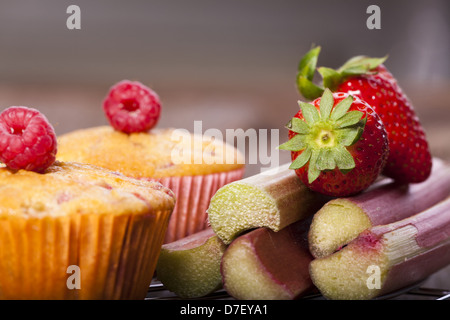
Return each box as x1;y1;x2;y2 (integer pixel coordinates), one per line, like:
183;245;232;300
297;46;325;101
297;46;387;100
279;89;366;184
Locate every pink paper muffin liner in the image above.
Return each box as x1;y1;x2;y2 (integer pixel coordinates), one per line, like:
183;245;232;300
158;168;245;243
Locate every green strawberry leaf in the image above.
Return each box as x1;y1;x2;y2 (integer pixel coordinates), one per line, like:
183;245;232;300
278;134;307;151
280;86;368;182
296;46;389;101
340;65;371;77
297;76;324;101
338;55;388;74
298;101;320;125
330;95;354;121
338;126;364;147
319;88;334;120
307;149;321;183
317;67;342;91
335;110;364;128
337;115;366;147
297;46;321;80
333;145;356;171
289;147;312;170
286;117;310;134
296;46;324;100
317;148;336;171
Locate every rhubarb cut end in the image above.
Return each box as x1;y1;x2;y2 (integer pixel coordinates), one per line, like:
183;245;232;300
207;182;280;244
310;231;388;300
309;198;372;258
222;238;294;300
156;232;226;298
162;228;215;251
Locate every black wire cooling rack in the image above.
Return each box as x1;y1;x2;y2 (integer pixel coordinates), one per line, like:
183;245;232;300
145;279;450;301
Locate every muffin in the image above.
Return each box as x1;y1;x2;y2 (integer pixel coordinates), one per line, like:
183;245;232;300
0;160;175;299
57;125;245;243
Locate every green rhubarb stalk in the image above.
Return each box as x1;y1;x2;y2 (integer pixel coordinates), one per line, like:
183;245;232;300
221;217;316;300
156;228;226;298
310;197;450;300
308;158;450;258
207;163;329;244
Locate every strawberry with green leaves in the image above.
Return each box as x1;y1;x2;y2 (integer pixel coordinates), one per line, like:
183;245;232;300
280;89;389;197
297;46;432;183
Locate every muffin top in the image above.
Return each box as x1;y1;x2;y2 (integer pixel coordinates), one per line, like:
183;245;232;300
56;126;244;178
0;161;175;218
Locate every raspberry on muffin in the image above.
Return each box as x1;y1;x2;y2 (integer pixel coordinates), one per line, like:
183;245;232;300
103;80;161;134
0;106;176;299
0;106;57;172
57;80;245;243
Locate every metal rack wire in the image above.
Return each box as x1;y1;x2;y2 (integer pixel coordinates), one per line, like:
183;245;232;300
145;279;450;301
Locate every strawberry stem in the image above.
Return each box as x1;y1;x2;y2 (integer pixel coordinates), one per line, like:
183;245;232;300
296;46;388;101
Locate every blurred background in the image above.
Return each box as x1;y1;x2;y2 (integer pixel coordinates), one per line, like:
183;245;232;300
0;0;449;298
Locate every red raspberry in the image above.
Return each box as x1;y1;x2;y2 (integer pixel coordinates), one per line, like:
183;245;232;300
0;106;57;172
103;80;161;134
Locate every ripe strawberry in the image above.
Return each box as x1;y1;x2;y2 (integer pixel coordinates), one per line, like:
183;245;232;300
296;46;432;183
279;89;389;197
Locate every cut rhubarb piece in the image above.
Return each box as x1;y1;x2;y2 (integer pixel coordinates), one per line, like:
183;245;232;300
309;158;450;258
221;217;316;300
207;163;329;244
155;228;226;298
310;197;450;300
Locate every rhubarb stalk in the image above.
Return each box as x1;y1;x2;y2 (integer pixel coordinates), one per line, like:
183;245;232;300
207;163;329;244
156;228;226;298
221;217;316;300
310;196;450;300
308;158;450;258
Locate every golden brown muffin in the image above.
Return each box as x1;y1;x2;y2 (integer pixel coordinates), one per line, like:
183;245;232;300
57;126;245;243
57;126;243;178
0;161;175;300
